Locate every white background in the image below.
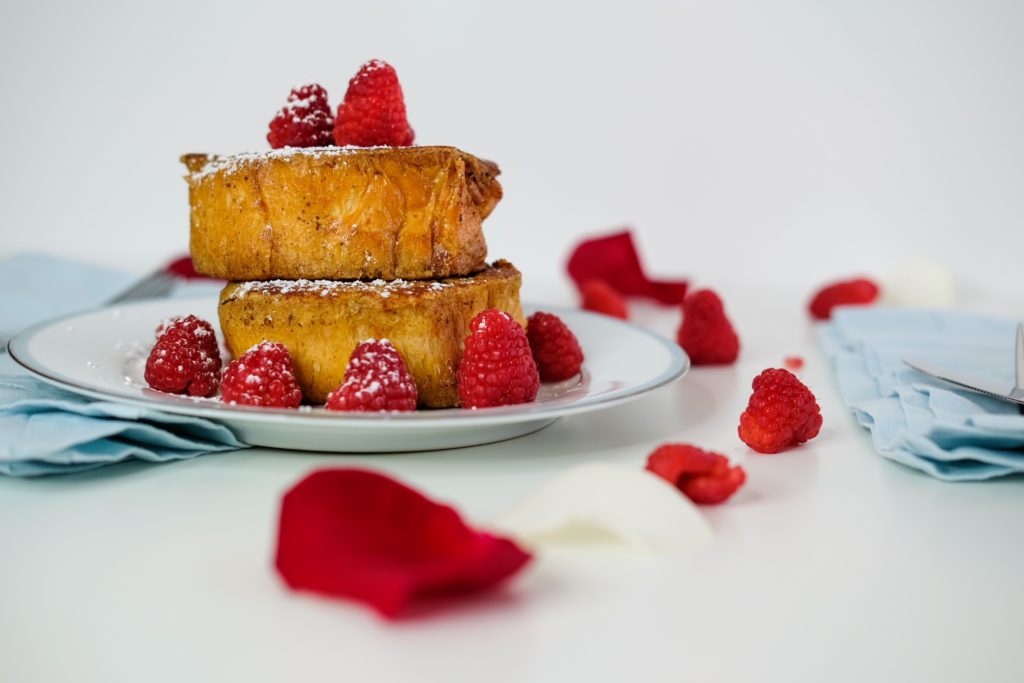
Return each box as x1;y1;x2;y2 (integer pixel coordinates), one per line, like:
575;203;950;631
1;0;1022;299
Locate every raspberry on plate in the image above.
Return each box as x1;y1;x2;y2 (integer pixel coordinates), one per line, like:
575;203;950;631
155;314;220;356
457;309;540;409
676;288;740;365
221;341;303;408
645;443;746;505
326;339;418;412
526;312;584;382
267;83;335;149
738;368;822;454
333;59;414;147
144;315;221;397
808;277;880;320
579;279;628;319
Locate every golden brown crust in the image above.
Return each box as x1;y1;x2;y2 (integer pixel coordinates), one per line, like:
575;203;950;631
184;146;502;281
217;260;524;408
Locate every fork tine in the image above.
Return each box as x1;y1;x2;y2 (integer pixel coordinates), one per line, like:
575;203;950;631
106;273;155;304
138;274;175;301
147;276;177;300
107;270;176;304
136;275;169;299
119;278;154;301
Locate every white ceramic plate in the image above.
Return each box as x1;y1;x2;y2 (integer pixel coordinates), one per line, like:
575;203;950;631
8;298;688;452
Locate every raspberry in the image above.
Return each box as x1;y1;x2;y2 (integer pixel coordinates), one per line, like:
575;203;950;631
676;289;740;365
526;312;584;382
645;444;746;505
221;341;303;408
333;59;414;147
326;339;418;412
457;309;540;409
738;368;822;454
808;277;879;320
579;279;628;319
144;315;221;397
267;83;335;149
155;315;219;355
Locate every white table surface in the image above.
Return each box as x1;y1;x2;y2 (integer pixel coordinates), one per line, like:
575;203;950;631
1;280;1022;683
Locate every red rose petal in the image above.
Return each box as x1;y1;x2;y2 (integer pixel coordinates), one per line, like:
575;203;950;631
580;279;629;319
808;277;880;320
275;469;532;618
567;230;688;305
165;255;218;280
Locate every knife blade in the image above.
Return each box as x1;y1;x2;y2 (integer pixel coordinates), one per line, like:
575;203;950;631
904;323;1024;408
1017;322;1024;392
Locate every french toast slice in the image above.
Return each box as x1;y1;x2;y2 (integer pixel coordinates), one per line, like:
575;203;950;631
183;146;502;281
217;260;524;408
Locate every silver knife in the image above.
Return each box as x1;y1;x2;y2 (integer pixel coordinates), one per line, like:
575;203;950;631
904;323;1024;407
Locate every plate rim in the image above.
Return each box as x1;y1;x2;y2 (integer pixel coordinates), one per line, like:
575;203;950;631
7;297;689;428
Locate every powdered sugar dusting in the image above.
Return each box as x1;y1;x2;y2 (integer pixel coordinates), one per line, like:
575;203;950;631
232;278;453;299
352;58;389;86
278;84;332;124
284;88;322;112
123;343;150;388
188;146;395;181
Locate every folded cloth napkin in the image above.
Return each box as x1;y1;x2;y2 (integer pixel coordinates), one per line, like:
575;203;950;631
819;307;1024;481
0;253;245;477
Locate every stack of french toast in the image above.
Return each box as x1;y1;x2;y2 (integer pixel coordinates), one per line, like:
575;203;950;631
181;144;524;408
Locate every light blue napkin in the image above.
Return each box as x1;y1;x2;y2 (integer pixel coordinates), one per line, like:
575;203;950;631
0;253;246;477
819;308;1024;481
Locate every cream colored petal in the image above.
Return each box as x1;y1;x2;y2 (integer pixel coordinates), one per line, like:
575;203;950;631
493;463;713;555
882;257;956;308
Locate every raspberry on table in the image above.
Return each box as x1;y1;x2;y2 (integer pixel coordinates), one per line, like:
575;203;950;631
144;315;221;397
221;341;303;408
526;312;584;382
267;83;335;149
676;288;740;365
579;279;628;319
738;368;822;454
808;277;880;320
645;443;746;505
457;309;540;409
326;339;418;412
333;59;414;147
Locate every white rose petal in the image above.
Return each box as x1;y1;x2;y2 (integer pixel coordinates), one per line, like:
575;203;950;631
882;257;956;308
493;463;713;555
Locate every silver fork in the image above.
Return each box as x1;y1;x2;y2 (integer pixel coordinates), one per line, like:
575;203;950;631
2;267;178;353
105;268;178;305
